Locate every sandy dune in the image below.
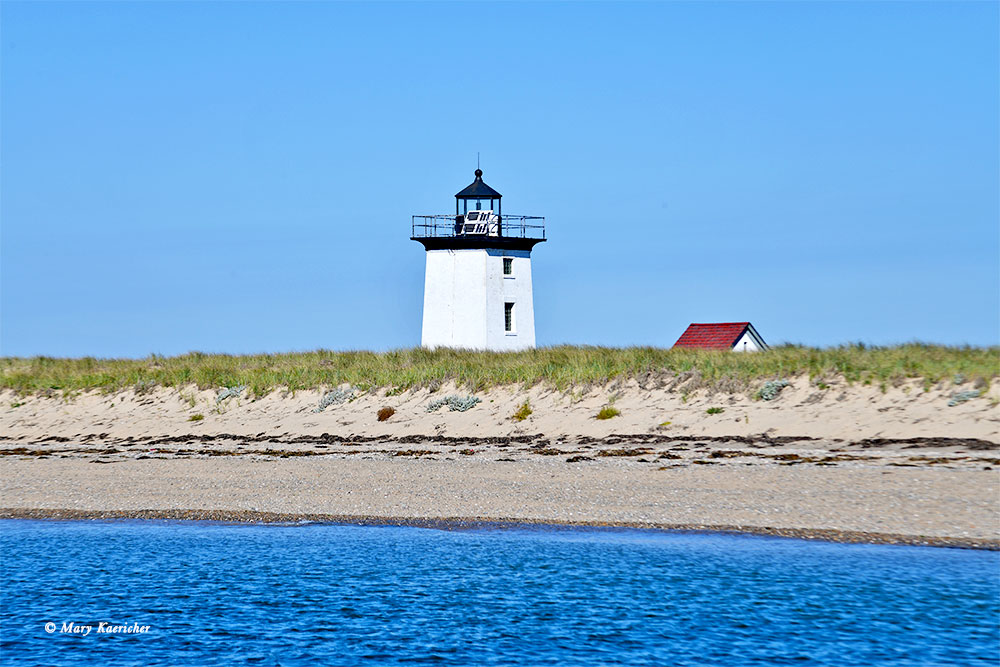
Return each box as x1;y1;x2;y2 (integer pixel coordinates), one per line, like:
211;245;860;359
1;377;997;442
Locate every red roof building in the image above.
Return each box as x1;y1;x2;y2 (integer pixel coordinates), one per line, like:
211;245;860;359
673;322;768;352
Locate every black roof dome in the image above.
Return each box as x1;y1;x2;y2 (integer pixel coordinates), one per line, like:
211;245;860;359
455;169;502;199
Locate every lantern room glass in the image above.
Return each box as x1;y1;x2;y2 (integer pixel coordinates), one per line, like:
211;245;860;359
458;198;498;215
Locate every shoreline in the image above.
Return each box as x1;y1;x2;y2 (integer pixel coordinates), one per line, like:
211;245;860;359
3;508;998;550
4;379;997;553
4;436;998;549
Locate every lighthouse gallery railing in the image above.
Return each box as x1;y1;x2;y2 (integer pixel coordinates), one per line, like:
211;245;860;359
411;215;545;240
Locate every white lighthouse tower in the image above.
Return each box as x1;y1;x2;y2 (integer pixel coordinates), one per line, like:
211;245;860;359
412;168;546;351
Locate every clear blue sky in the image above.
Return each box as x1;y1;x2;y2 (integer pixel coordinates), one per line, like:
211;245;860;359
2;1;997;357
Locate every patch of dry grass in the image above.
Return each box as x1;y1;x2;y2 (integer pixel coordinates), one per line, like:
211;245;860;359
1;344;995;396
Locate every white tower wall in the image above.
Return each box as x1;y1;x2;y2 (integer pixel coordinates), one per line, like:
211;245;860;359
421;248;536;351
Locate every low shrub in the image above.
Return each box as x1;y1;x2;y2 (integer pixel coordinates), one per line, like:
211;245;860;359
948;390;981;407
512;400;532;422
427;395;480;412
314;386;356;413
755;380;791;401
216;385;246;404
596;405;621;420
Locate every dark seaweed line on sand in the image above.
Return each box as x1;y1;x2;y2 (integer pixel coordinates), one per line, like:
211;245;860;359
10;432;999;451
1;508;996;551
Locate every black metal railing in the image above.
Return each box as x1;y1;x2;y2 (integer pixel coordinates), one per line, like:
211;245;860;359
412;214;545;240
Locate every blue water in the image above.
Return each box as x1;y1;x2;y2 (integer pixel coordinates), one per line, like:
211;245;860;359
1;521;997;666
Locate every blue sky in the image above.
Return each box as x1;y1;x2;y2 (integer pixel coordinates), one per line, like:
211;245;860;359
1;1;997;357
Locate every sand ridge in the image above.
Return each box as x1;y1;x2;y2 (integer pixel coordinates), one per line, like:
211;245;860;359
2;376;998;442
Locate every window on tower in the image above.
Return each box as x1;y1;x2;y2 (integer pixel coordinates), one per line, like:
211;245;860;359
503;258;513;275
504;303;514;332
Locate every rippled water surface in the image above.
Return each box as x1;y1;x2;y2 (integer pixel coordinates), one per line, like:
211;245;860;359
1;520;997;666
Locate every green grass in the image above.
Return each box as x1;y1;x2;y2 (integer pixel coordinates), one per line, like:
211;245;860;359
0;344;996;397
187;414;204;422
595;405;621;420
706;407;725;415
511;400;533;422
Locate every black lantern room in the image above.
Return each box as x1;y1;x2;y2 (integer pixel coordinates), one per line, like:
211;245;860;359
455;169;502;217
411;166;545;252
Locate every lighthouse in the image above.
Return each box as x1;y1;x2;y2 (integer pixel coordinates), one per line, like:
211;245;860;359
412;168;546;351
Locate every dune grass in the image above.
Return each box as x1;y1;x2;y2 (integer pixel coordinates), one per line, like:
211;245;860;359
595;405;621;420
512;400;533;422
0;344;996;397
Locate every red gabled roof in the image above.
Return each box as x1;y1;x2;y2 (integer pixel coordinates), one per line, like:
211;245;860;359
673;322;750;350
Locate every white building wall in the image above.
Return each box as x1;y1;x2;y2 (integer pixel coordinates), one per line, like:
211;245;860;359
420;248;536;351
486;249;535;351
733;331;763;352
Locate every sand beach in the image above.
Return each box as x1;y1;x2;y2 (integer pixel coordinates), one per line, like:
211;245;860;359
2;376;998;548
